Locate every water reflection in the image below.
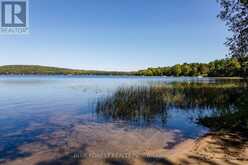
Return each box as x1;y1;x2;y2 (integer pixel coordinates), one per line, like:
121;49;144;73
0;76;247;164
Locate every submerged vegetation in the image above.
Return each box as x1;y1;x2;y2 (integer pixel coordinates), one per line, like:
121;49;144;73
96;81;248;133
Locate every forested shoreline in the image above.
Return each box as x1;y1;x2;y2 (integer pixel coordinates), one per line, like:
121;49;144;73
0;65;134;76
137;58;248;77
0;58;247;77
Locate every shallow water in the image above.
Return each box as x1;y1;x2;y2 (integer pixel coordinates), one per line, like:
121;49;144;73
0;75;246;164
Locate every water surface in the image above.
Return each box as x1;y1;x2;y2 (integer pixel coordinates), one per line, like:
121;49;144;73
0;75;246;164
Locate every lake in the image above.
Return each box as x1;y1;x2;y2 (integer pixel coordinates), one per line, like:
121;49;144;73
0;75;247;164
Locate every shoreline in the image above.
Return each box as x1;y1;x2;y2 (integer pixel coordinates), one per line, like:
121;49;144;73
4;122;248;165
133;131;248;165
0;74;246;79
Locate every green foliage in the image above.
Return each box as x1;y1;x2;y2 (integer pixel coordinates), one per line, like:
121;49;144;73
0;65;133;75
137;58;247;77
96;81;248;132
218;0;248;59
0;58;247;77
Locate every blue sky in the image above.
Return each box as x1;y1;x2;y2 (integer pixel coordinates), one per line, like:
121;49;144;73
0;0;229;71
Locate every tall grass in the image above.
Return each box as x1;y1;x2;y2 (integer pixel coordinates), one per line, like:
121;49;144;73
96;82;248;131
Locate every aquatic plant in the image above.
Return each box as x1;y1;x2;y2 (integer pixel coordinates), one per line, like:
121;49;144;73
96;82;248;132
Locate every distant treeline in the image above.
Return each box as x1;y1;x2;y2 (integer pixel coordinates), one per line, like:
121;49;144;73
0;65;134;75
137;58;248;77
0;58;247;77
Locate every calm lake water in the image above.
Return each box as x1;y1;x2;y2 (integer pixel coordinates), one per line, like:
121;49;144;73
0;75;246;164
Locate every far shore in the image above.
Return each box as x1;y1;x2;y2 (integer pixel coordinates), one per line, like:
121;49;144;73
0;74;246;79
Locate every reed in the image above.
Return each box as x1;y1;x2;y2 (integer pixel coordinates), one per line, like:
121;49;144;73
96;82;248;132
